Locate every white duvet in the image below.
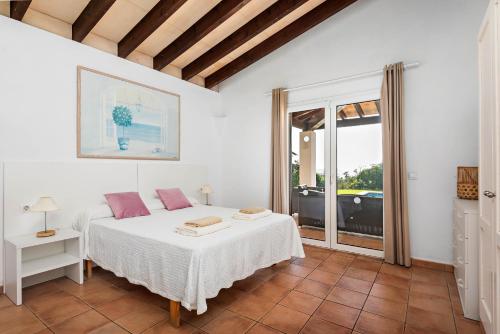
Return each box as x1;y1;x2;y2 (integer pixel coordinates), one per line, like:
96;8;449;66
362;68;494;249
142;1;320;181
74;205;304;314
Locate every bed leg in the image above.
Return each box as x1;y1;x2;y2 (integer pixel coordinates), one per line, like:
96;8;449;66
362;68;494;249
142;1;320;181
85;260;93;279
169;300;181;327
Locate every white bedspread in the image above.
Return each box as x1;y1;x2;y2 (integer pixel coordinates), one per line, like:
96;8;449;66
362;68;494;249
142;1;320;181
74;205;304;314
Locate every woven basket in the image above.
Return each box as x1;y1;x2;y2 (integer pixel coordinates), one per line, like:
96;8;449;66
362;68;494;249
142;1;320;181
457;167;478;200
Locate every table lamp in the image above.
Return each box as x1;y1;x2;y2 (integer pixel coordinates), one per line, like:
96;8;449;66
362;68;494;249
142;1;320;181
200;184;213;205
30;196;58;237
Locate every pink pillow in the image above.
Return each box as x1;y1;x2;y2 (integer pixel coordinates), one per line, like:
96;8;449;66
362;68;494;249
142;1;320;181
104;192;151;219
156;188;192;210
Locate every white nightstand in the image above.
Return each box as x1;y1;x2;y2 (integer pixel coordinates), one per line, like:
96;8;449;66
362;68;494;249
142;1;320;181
5;228;83;305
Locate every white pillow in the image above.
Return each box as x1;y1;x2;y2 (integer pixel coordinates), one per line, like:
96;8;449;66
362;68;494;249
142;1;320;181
145;198;166;211
73;204;114;233
88;204;114;220
186;196;200;206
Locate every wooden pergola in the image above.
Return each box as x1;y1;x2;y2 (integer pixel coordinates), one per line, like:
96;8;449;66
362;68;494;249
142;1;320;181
336;100;381;128
291;108;325;131
290;100;381;130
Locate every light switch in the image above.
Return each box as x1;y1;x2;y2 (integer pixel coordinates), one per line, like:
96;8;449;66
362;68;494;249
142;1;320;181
408;172;418;180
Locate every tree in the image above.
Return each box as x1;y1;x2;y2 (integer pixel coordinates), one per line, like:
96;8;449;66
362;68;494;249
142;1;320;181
291;155;300;187
337;163;383;190
316;173;325;188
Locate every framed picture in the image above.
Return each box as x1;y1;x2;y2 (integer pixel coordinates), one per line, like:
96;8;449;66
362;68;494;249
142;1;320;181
77;66;180;160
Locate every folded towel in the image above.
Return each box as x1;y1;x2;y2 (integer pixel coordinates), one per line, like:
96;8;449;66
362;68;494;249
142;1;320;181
176;221;232;237
185;216;222;227
232;209;273;221
239;207;266;214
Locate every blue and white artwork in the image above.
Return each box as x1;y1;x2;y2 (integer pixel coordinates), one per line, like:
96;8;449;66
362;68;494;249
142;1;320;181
78;67;180;160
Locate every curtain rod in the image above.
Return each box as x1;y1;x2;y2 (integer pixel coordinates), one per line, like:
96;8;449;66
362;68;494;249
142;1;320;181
264;62;420;96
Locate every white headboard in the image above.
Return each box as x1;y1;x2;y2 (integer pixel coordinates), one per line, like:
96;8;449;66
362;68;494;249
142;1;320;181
3;161;207;237
138;162;207;203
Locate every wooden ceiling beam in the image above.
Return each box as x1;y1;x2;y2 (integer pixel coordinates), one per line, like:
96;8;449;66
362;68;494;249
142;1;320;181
296;109;317;120
337;115;381;128
182;0;307;81
354;103;364;117
205;0;357;89
118;0;188;59
72;0;116;42
153;0;251;71
10;0;31;21
311;118;325;130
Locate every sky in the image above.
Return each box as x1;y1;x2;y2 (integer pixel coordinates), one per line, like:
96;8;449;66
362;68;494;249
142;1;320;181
291;123;382;176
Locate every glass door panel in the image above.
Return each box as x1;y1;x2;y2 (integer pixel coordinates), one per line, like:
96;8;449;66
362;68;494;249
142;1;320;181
336;100;383;251
289;108;326;241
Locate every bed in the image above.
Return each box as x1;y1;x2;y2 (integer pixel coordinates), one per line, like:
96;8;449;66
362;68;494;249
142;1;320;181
75;204;304;327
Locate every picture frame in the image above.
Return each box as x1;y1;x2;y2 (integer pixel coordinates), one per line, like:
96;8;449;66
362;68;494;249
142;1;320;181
77;66;180;160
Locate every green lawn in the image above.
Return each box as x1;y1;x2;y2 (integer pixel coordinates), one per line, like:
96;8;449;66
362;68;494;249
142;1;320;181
337;189;381;195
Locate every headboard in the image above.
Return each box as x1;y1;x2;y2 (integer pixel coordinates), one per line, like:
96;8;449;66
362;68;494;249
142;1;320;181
3;161;207;237
138;162;207;203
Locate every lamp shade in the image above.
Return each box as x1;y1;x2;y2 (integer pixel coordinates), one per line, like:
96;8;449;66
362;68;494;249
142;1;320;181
201;184;213;194
30;196;58;212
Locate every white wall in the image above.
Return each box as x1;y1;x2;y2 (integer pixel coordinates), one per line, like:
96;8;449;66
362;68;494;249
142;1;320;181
0;16;223;284
218;0;488;263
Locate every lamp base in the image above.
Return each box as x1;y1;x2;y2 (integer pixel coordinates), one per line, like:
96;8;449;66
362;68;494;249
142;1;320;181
36;229;56;238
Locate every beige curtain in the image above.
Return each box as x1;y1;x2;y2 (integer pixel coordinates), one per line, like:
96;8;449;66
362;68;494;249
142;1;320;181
271;88;289;214
381;62;411;267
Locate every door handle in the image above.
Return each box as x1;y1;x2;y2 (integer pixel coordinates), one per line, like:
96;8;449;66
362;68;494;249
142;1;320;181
483;190;496;198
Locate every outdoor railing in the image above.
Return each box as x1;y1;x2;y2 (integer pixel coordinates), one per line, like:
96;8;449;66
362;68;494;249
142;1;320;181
290;187;383;236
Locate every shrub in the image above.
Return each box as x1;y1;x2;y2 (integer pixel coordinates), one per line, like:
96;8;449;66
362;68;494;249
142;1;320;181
337;163;383;191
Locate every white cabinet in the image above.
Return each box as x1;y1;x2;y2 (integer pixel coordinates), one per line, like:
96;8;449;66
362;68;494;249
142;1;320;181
453;199;479;320
5;229;83;305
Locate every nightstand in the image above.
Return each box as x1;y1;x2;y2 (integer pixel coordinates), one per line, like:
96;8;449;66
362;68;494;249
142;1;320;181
5;228;83;305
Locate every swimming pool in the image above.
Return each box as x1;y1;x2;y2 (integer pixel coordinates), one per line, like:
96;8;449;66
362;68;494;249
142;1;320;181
364;192;383;198
354;191;383;198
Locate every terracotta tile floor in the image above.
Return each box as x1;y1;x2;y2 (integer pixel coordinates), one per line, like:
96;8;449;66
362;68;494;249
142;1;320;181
0;244;483;334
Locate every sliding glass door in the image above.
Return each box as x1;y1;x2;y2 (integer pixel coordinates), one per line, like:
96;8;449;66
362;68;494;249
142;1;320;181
331;94;384;257
289;108;328;245
288;92;383;257
335;99;383;252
